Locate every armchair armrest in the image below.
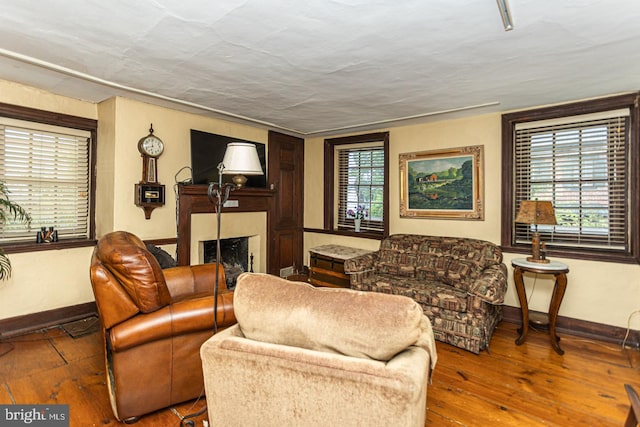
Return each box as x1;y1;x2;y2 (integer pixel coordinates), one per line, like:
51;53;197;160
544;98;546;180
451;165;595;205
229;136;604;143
109;292;234;352
163;263;227;301
467;263;508;304
344;252;379;290
344;252;378;273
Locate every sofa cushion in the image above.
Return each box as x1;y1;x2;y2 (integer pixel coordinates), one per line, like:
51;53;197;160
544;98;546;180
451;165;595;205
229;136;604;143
439;239;502;289
411;281;469;312
233;272;425;361
374;234;433;277
376;250;417;277
415;252;449;281
361;273;469;313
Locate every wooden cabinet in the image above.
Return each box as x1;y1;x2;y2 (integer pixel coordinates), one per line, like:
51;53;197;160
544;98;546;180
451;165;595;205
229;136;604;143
309;245;372;288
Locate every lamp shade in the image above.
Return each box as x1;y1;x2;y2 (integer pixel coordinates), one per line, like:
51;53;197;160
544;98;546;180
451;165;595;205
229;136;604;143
221;143;264;175
514;200;557;225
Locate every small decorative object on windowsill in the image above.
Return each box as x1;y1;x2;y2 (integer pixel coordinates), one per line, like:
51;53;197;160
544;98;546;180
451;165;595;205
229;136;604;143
347;205;368;233
36;226;58;243
514;200;557;263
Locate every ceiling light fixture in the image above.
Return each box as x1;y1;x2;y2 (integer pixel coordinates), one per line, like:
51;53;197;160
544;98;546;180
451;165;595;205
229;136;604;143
496;0;514;31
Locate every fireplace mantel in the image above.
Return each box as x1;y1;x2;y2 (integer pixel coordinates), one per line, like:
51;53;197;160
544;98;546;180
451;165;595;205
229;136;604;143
176;184;275;266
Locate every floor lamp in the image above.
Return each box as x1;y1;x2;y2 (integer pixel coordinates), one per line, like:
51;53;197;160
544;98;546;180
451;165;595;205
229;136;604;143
207;142;263;333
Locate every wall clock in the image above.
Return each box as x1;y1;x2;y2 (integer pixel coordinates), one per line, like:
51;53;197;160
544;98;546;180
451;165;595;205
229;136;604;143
134;124;166;219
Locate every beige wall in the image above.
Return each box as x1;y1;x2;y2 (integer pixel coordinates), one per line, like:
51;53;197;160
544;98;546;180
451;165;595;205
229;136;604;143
304;113;640;331
1;78;639;333
0;81;269;320
0;80;99;320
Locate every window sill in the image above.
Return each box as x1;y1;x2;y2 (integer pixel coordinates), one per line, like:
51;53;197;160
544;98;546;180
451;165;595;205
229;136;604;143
501;244;639;265
1;239;97;254
303;227;385;241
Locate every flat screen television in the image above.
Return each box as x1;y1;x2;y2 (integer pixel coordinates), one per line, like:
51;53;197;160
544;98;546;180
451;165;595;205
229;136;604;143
190;129;267;188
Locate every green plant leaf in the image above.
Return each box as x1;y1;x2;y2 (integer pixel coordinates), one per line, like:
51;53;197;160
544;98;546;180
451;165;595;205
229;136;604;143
0;181;31;279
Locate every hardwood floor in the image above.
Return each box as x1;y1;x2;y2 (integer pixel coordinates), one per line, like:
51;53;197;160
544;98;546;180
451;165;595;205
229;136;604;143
0;320;637;426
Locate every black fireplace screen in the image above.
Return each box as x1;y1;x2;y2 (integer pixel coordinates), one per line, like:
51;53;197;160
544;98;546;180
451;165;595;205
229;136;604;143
203;237;249;289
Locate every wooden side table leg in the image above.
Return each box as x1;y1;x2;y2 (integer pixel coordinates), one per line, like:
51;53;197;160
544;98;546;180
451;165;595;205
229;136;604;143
513;267;530;346
548;273;567;355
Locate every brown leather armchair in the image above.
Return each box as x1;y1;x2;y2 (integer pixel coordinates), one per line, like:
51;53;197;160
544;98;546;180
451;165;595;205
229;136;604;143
89;231;235;422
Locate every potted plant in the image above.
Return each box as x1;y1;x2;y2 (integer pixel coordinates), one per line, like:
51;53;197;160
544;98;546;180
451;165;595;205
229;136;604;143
347;205;368;232
0;181;31;279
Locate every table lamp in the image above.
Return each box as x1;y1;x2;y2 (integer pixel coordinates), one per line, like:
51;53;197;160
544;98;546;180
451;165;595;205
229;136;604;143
514;200;557;263
221;142;263;188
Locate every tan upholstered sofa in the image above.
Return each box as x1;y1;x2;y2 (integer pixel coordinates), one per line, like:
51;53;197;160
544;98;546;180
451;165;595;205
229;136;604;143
200;273;437;427
344;234;508;354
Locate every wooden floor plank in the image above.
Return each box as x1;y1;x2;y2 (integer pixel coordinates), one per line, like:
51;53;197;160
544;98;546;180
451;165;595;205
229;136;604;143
0;330;67;382
438;343;630;414
427;322;634;426
0;320;638;426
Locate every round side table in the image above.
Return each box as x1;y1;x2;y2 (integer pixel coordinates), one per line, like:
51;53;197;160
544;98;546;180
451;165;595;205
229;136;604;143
512;258;569;355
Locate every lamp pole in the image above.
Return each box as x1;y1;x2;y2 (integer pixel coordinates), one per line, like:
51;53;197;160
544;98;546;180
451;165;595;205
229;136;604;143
207;162;235;333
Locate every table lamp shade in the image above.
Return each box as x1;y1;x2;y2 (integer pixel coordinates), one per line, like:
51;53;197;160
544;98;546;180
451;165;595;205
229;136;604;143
515;200;557;263
221;142;264;175
515;200;557;225
221;142;264;188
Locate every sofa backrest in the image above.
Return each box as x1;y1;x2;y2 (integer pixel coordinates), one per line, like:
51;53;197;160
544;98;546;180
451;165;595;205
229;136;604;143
233;272;430;362
375;234;503;290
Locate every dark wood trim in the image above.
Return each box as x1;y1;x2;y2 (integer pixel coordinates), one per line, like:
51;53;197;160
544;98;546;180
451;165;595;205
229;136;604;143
501;92;640;264
3;237;177;255
303;227;383;241
0;101;98;246
267;131;305;276
2;239;97;254
323;132;390;237
0;302;97;339
323;139;334;231
175;184;275;265
0;101;98;131
88;127;97;241
502;305;640;349
143;237;177;246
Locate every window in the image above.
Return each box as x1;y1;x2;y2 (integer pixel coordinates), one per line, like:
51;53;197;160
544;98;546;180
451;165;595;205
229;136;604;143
324;132;389;236
501;93;639;263
337;145;385;232
0;102;96;250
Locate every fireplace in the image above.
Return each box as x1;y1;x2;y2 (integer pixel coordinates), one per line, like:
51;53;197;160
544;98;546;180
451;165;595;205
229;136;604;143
203;237;251;289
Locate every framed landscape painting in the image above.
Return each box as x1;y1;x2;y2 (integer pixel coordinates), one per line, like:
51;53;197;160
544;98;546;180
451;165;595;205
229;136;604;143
399;145;484;220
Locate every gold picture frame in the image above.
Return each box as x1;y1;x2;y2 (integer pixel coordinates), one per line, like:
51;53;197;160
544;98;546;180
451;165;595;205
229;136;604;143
399;145;484;220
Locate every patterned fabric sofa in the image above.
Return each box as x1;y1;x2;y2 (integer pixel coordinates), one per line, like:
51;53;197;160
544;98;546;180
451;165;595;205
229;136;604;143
344;234;508;354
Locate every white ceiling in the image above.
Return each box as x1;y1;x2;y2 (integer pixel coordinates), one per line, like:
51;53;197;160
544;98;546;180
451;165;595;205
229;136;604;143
0;0;639;136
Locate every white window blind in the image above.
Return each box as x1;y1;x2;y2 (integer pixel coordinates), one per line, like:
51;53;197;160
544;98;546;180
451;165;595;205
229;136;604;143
514;110;629;251
0;118;91;242
337;144;385;232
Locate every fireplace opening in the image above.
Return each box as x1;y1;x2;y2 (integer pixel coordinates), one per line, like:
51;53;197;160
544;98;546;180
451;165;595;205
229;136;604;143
203;237;250;289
